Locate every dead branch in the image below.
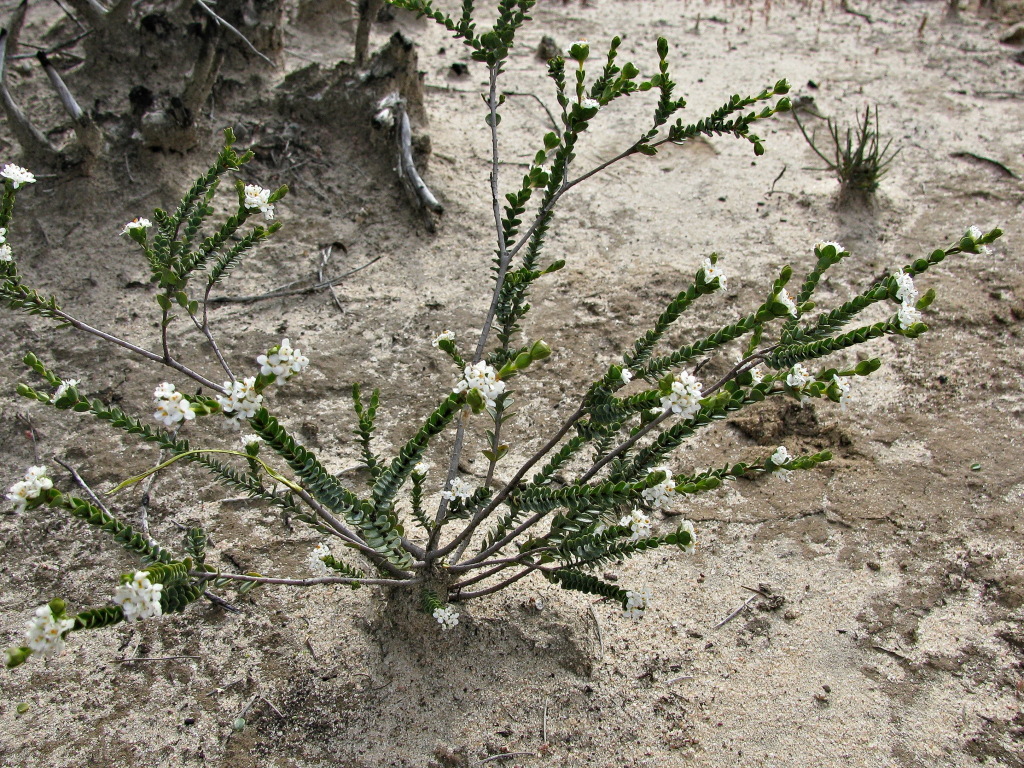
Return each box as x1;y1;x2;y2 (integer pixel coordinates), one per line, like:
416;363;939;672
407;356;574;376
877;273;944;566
375;92;443;229
6;0;27;51
37;52;102;156
196;0;272;65
64;0;108;28
355;0;383;67
0;28;58;159
181;20;226;117
208;255;383;304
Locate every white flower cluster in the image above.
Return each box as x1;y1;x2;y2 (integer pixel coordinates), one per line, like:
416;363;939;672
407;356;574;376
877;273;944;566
243;184;275;219
619;509;653;541
749;364;766;385
120;217;152;235
112;571;163;623
701;257;727;289
432;330;455;348
433;606;460;630
661;371;702;417
2;163;36;188
893;268;921;330
24;604;74;657
413;461;430;475
815;240;844;253
0;243;11;262
217;377;263;423
257;337;309;379
52;378;79;402
441;476;476;502
786;363;811;390
775;288;798;317
308;542;331;575
7;466;53;513
579;97;600;110
832;374;852;410
770;445;793;482
240;433;262;448
964;225;994;255
622;588;652;620
153;382;196;427
641;468;679;512
453;361;506;411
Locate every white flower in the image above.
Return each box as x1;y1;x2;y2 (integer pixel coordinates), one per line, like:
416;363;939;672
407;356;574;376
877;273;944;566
441;476;475;502
786;363;811;389
243;184;275;219
52;378;79;402
678;520;696;554
660;370;703;418
6;466;53;513
641;468;678;512
619;509;653;541
701;257;727;290
579;97;600;110
748;365;766;385
0;243;12;262
432;330;455;348
965;225;983;242
24;604;74;657
622;588;652;620
897;303;921;330
120;218;152;235
832;374;852;410
308;542;331;575
433;606;460;630
620;369;633;385
413;461;430;475
153;383;197;427
256;337;309;380
2;163;36;188
775;288;798;317
893;269;918;304
0;227;6;243
770;445;792;482
6;481;34;513
112;571;164;623
453;361;506;412
815;240;844;253
216;377;263;423
240;433;261;448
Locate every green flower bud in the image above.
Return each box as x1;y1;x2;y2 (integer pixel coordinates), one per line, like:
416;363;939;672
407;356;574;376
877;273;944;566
529;340;552;360
4;646;32;669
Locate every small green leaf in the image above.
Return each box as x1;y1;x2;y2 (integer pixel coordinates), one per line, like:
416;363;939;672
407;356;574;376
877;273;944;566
970;463;981;471
16;703;29;714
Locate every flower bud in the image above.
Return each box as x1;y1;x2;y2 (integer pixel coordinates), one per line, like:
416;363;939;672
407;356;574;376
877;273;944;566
529;340;552;361
4;646;32;669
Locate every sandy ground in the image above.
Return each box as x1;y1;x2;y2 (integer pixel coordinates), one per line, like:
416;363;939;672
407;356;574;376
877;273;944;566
0;1;1023;766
